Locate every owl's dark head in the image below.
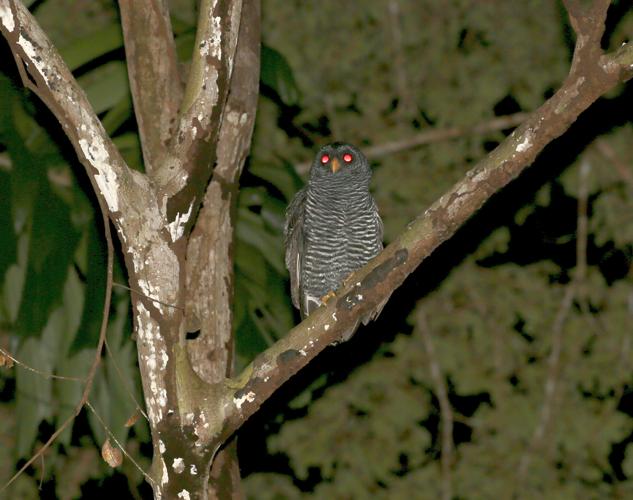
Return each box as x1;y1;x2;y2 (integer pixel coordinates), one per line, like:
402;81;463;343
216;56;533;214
309;142;371;185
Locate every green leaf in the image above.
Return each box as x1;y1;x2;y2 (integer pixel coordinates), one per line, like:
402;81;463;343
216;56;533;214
248;161;303;203
59;24;124;71
235;207;285;274
15;337;54;458
1;233;27;324
87;367;109;445
78;61;129;115
261;45;300;106
71;223;106;352
87;298;136;447
113;132;143;171
59;266;86;355
234;299;270;368
0;170;16;282
175;31;196;61
101;95;133;136
16;181;81;337
9;123;45;235
55;349;93;447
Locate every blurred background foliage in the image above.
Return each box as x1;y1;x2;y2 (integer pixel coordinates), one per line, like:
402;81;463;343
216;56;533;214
0;0;633;498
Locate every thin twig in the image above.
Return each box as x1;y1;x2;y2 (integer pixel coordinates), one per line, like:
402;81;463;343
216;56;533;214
294;112;529;174
515;161;591;488
1;208;114;494
0;347;83;381
417;307;453;500
387;0;414;120
85;401;154;487
104;338;149;422
595;139;633;191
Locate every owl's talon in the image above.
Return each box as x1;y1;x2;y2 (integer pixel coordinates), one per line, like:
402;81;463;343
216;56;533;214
320;290;336;305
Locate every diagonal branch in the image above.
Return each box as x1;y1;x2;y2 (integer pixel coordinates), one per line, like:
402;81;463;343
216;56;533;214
214;29;633;445
118;0;183;175
294;112;529;175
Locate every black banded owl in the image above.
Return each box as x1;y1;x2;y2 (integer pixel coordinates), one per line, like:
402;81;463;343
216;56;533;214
284;142;383;331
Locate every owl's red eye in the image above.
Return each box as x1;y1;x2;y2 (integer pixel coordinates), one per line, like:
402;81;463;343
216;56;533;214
342;153;353;163
320;154;330;164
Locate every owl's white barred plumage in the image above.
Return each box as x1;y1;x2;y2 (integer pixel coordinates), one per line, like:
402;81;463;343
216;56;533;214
284;143;383;336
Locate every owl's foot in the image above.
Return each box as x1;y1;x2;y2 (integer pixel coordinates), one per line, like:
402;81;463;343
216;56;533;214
320;290;336;305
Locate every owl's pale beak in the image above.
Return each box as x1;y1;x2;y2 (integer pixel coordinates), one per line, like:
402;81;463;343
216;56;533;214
331;158;341;173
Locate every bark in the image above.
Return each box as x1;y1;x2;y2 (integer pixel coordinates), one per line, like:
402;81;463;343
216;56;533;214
118;0;183;176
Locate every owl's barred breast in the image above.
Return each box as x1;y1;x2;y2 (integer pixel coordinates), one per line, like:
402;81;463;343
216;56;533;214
302;182;381;300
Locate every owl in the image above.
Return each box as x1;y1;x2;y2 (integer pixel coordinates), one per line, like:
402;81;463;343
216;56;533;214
284;142;383;333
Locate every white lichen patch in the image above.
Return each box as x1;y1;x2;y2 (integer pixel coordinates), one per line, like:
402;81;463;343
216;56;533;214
137;303;167;425
161;349;169;369
257;361;274;379
177;490;191;500
161;458;169;486
190;464;198;475
0;4;15;31
456;181;473;196
556;76;585;114
172;458;185;474
356;294;363;300
324;324;330;331
234;391;255;409
78;137;119;212
158;439;166;454
332;312;338;321
471;170;489;184
18;34;51;86
168;201;194;242
157;387;167;408
226;110;240;125
516;131;533;153
208;15;222;59
130;241;180;316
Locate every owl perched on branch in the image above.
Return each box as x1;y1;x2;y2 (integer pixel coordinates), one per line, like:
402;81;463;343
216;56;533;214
284;143;384;338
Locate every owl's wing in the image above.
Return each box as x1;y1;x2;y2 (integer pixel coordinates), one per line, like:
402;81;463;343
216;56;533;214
372;197;384;251
284;186;308;312
359;197;386;327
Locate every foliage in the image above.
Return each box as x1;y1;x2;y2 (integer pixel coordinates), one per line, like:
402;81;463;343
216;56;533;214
0;0;632;498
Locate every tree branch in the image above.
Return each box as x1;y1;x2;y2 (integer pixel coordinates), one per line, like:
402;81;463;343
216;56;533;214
216;16;633;444
183;4;260;492
294;112;530;175
118;0;183;175
185;0;260;384
159;0;243;218
417;307;454;500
